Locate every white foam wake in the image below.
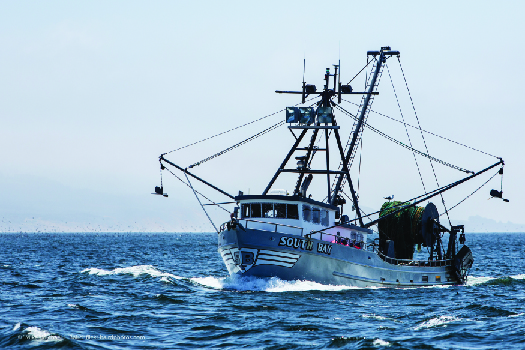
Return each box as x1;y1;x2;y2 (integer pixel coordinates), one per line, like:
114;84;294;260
15;324;63;342
81;265;182;280
373;338;391;346
191;275;362;292
466;274;525;286
362;314;401;322
466;276;495;286
414;315;461;330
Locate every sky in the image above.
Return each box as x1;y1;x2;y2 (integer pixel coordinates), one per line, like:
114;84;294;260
1;1;524;233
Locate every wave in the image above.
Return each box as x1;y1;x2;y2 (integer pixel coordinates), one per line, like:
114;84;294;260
81;265;183;280
467;275;525;286
11;323;64;343
190;275;362;292
466;276;496;285
373;338;391;346
81;265;525;292
465;303;520;317
414;315;461;330
362;314;401;323
328;336;391;347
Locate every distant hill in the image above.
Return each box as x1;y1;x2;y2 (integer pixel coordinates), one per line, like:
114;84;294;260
451;215;525;233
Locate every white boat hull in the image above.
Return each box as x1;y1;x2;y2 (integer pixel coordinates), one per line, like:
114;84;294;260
218;226;465;288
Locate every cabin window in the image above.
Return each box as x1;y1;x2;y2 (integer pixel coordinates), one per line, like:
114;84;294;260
275;203;286;218
287;204;299;219
262;203;274;218
242;202;299;220
321;210;329;226
302;205;311;222
242;204;250;218
251;203;261;218
312;207;320;224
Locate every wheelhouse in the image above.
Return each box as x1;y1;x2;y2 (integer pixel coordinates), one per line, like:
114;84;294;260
236;194;371;248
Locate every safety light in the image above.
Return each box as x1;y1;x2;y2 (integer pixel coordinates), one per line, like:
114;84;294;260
286;107;315;124
317;107;334;124
286;107;300;123
299;107;314;124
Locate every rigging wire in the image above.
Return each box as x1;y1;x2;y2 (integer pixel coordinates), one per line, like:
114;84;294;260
164;110;285;155
186;97;322;169
163;166;230;213
397;56;452;226
187;120;285;169
340;190;374;224
334;104;473;173
159;163;164;189
341;160;501;227
331;57;382;195
184;171;219;233
341;99;499;159
346;57;375;85
164;96;321;155
386;63;427;192
439;170;499;216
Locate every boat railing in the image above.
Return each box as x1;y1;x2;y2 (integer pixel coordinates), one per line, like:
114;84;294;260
304;231;366;249
368;243;453;267
220;219;304;236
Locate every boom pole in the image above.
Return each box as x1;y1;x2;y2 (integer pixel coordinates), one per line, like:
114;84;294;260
330;48;399;221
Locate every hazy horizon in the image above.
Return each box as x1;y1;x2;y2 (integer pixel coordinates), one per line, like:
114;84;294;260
1;1;523;233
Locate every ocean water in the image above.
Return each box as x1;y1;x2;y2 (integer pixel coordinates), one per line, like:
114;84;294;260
0;232;524;349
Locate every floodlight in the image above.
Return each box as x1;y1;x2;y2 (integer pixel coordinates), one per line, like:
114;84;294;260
286;107;300;123
299;107;314;124
317;107;334;124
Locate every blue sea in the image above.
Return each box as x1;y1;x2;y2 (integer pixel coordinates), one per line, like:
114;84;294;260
0;232;524;349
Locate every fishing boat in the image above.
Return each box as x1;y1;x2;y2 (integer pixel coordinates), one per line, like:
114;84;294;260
157;46;507;287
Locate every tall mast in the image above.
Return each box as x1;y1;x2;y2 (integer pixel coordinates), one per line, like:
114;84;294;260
267;51;391;202
330;47;399;224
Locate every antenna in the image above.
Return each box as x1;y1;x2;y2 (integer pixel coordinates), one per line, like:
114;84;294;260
337;58;342;103
302;56;306;104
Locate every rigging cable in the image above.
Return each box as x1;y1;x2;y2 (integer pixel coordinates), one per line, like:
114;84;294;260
397;56;451;226
346;57;375;85
355;136;363;221
312;161;501;234
188;120;285;168
159;163;164;189
164;96;321;155
341;99;499;159
163;165;230;213
386;63;426;192
332;57;382;195
334;104;472;173
187;97;322;169
184;171;219;233
439;170;500;216
165;110;285;155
